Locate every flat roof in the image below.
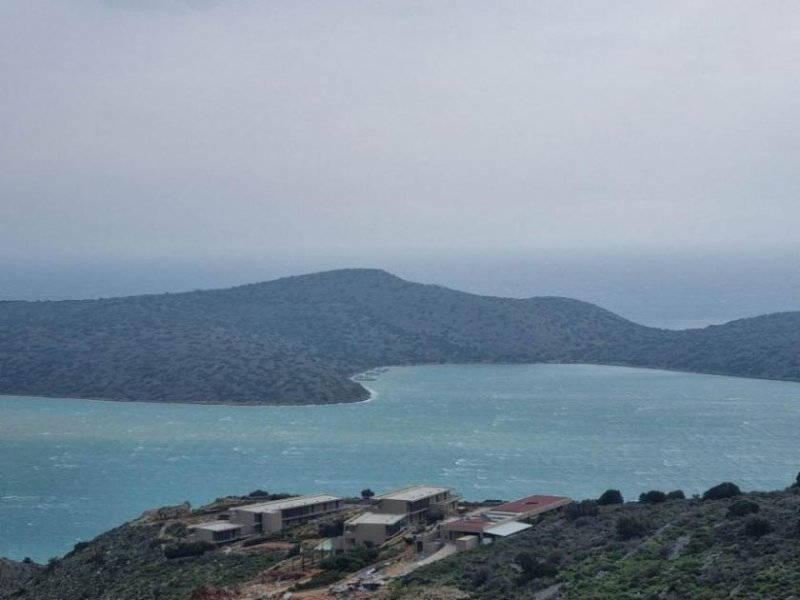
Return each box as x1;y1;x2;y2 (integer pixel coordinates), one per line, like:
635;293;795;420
489;495;570;515
192;522;242;532
236;494;341;514
442;517;492;533
485;521;532;537
347;512;407;526
375;485;451;502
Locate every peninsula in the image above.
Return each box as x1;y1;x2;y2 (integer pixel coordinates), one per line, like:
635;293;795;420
1;268;798;405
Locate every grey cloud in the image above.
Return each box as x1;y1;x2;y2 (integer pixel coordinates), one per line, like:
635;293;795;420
1;0;798;263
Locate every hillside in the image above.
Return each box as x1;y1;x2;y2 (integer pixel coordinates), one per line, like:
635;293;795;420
0;268;798;404
1;482;798;600
393;484;800;600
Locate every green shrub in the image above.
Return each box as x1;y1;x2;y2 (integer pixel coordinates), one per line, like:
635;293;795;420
565;500;599;521
242;536;271;547
727;500;760;518
616;516;649;540
639;490;667;504
515;551;558;582
597;489;624;505
702;482;741;500
743;517;772;538
666;490;685;500
295;570;343;590
318;518;344;538
164;541;214;559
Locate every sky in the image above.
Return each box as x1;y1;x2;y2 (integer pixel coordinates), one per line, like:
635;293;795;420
0;1;798;321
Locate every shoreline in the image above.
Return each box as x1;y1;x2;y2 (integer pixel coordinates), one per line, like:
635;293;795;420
1;362;798;408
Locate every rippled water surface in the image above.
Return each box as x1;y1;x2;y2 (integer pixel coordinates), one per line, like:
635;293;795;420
1;364;799;562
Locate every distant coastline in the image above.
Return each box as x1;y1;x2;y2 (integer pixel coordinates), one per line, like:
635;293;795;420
1;268;798;406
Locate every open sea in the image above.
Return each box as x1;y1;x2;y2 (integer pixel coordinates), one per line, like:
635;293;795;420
1;363;799;562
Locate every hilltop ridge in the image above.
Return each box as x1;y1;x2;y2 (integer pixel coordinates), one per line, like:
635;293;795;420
0;269;798;404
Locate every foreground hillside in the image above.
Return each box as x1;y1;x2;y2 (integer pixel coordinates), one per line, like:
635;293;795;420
393;484;800;599
0;268;798;404
1;481;798;600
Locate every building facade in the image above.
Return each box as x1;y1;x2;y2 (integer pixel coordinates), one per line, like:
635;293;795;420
373;485;460;523
228;494;344;535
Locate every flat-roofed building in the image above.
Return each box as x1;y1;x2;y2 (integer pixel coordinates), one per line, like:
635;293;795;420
344;512;408;547
374;485;460;523
441;494;570;543
484;495;571;521
441;516;532;542
229;494;343;535
190;522;244;545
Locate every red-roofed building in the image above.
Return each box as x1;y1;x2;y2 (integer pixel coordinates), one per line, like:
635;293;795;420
441;494;571;543
485;495;571;521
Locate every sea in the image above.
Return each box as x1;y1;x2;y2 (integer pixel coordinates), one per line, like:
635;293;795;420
1;364;799;563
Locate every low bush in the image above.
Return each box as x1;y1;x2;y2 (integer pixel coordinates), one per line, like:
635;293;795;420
743;517;772;538
318;546;378;573
515;551;559;583
597;489;624;505
318;518;344;538
616;515;650;540
164;541;214;559
639;490;667;504
727;500;760;518
666;490;685;500
242;536;270;548
295;570;343;590
565;500;599;521
703;482;741;500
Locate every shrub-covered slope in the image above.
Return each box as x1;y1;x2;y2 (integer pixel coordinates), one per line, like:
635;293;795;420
0;269;798;404
393;487;800;600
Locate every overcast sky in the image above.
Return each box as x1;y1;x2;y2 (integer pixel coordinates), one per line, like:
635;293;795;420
1;0;799;267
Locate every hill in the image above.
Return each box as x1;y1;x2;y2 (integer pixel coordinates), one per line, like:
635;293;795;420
0;268;798;404
393;484;800;600
1;482;798;600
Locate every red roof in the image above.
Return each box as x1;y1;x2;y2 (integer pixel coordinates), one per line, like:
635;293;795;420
442;517;492;533
490;495;570;515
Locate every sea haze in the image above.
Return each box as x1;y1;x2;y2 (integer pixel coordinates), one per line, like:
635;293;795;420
1;364;798;562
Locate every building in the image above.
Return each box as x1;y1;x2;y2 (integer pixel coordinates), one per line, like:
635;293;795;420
373;485;460;523
228;494;344;535
343;512;408;547
190;522;244;545
441;494;571;544
441;516;532;543
483;495;571;521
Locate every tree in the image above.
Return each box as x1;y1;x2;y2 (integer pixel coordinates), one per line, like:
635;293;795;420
743;516;772;538
702;482;741;500
360;488;375;500
727;500;759;518
565;500;599;521
616;516;649;540
639;490;667;504
597;489;624;505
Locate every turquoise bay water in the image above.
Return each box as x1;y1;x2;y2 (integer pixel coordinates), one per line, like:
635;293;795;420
1;364;799;562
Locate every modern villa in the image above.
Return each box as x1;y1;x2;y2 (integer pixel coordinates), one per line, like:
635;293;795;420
191;521;245;545
373;484;460;523
190;494;344;544
343;512;408;547
342;484;461;548
441;494;571;544
229;494;344;536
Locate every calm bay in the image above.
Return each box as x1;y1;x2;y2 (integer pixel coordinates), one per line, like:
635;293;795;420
1;363;798;562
